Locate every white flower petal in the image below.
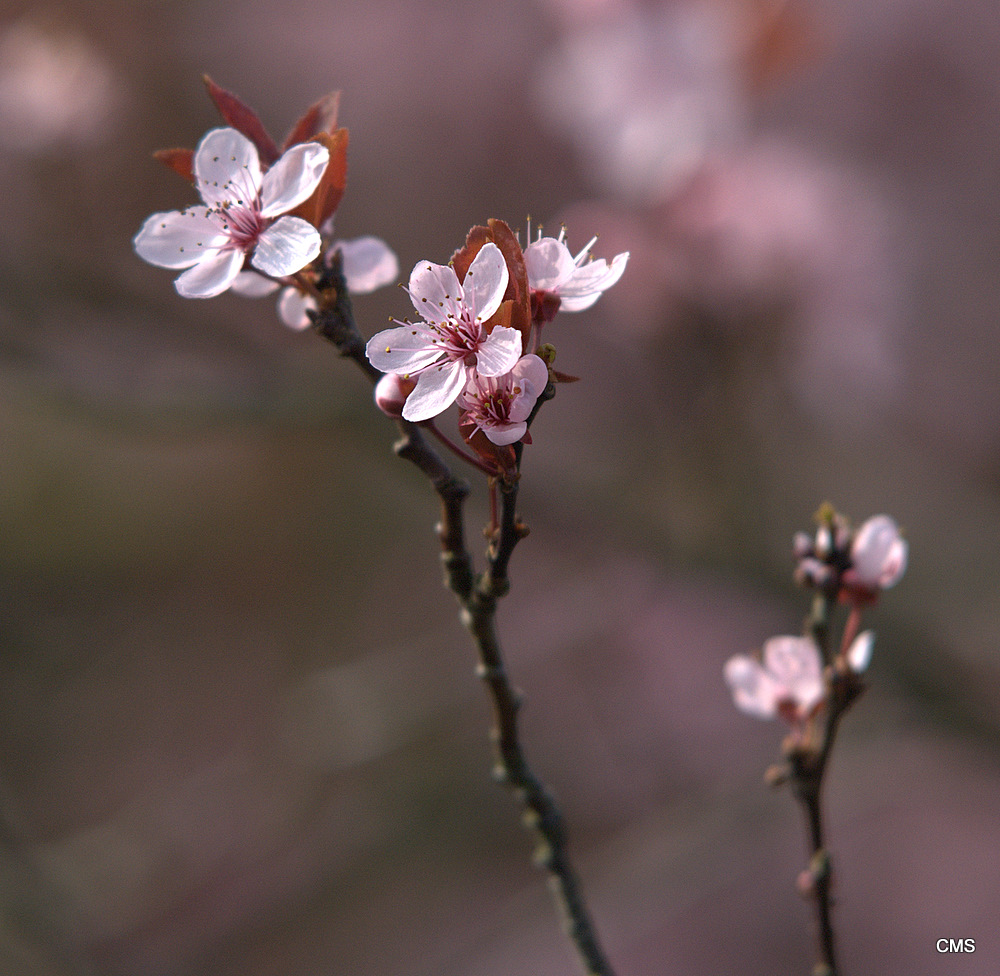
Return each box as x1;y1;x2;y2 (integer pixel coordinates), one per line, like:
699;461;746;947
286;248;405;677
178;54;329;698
334;236;399;293
402;361;468;422
463;243;509;323
724;655;779;719
278;288;316;330
230;271;281;297
763;635;822;685
174;247;245;299
524;237;575;292
558;252;630;311
366;325;442;374
512;353;550;396
194;128;262;209
483;420;528;446
475;326;523;377
503;355;550;425
408;260;463;327
505;394;535;425
846;631;875;673
251;217;321;277
134;208;227;269
259;141;330;217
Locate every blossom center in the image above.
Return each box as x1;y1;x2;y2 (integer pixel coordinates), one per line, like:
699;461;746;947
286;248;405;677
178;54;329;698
430;312;486;364
466;377;516;424
201;164;268;253
213;198;268;251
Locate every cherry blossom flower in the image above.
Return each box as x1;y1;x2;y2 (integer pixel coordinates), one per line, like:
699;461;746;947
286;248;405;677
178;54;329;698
134;127;329;299
458;354;550;446
523;227;628;319
848;515;908;590
724;636;825;724
365;243;523;423
232;235;399;329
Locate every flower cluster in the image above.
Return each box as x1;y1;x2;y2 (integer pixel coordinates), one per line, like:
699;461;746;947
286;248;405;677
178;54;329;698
366;219;628;468
724;506;905;733
134;78;397;317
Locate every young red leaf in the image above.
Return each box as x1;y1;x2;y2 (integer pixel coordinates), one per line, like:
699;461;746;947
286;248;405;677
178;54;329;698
288;128;349;228
283;91;342;149
152;147;194;183
202;74;280;165
453;220;531;347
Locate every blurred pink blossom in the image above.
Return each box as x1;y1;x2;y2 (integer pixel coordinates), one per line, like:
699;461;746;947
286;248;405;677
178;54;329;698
0;16;122;152
724;635;824;724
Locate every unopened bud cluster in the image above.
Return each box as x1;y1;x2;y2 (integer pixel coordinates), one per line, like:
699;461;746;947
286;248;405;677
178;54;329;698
794;508;907;603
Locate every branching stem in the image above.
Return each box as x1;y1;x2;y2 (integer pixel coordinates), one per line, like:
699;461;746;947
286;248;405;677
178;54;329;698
311;255;616;976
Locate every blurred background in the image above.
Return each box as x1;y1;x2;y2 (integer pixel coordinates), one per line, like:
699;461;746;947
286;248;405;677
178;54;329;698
2;0;999;973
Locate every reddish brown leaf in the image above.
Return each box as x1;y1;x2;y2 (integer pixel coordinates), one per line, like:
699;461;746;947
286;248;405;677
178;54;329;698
202;74;280;164
452;219;531;348
486;218;531;341
451;225;492;282
283;91;342;149
551;369;580;383
153;147;194;183
288;128;349;229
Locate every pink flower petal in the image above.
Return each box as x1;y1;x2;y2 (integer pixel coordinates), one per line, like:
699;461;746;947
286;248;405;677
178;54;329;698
334;236;399;293
194;128;262;210
524;237;576;292
558;252;630;311
278;288;316;330
174;247;245;299
230;271;280;297
407;260;463;328
513;352;550;394
365;325;442;374
724;655;779;719
474;326;523;377
259;141;330;217
251;216;321;277
483;420;528;446
133;208;227;269
402;360;468;421
762;636;824;713
463;242;509;323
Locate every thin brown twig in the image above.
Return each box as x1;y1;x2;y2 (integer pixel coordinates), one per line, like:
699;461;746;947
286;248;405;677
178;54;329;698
311;252;616;976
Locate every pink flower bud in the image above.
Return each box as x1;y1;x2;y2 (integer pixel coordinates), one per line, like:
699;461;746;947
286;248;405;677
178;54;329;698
850;515;907;590
374;373;416;418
